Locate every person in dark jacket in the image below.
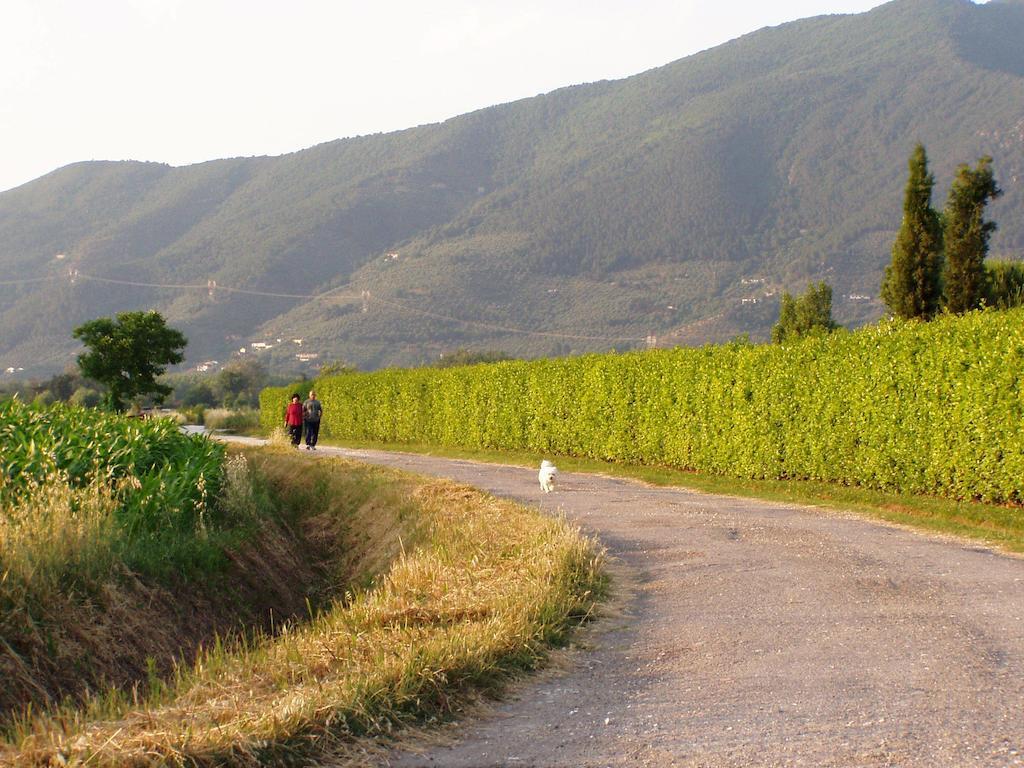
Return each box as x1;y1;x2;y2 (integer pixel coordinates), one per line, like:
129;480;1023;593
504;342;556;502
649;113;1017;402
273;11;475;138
285;393;303;447
303;390;323;450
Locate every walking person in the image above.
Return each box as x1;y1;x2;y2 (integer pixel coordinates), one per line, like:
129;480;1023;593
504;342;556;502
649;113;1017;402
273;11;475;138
303;389;323;450
285;393;303;447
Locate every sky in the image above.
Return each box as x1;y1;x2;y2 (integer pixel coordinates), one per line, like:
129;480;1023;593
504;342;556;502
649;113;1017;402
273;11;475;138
0;0;897;193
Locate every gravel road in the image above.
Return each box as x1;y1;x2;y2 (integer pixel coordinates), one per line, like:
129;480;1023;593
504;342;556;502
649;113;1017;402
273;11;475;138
231;440;1024;766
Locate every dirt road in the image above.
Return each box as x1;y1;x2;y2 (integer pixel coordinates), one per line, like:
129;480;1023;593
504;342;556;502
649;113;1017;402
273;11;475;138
234;440;1024;766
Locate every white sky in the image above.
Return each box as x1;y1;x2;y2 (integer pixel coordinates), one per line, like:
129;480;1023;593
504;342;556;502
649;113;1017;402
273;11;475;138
0;0;899;193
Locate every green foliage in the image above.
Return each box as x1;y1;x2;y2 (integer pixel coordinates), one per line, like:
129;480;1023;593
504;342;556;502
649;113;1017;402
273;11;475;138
203;408;260;435
263;308;1024;504
0;368;98;407
984;260;1024;309
178;380;217;407
433;348;515;368
212;359;267;409
0;399;228;576
69;386;102;408
73;311;187;411
318;360;358;376
881;144;943;320
943;156;1003;314
771;282;838;343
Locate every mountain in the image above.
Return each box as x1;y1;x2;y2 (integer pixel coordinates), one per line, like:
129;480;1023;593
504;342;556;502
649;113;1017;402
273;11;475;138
2;0;1023;376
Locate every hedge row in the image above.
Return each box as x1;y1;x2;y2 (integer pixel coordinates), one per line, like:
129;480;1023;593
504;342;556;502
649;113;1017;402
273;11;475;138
261;308;1024;503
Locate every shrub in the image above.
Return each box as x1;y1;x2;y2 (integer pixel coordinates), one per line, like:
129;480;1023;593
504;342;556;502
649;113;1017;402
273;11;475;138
985;260;1024;309
262;308;1024;504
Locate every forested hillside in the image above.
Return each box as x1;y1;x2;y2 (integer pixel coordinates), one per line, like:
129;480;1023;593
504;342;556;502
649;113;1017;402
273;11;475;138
1;0;1023;375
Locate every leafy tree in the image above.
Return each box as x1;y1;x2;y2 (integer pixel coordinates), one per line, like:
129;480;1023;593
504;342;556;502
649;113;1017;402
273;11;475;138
881;144;943;319
214;359;268;409
943;156;1002;314
984;260;1024;309
69;386;103;408
43;369;80;401
771;282;838;343
319;360;359;376
73;311;187;411
180;380;217;408
433;348;514;368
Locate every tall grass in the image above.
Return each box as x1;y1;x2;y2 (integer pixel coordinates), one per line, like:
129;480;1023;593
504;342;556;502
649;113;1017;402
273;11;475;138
0;472;118;595
1;451;605;767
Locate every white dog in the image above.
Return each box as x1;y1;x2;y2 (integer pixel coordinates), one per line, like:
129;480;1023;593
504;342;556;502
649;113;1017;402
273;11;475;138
538;459;558;493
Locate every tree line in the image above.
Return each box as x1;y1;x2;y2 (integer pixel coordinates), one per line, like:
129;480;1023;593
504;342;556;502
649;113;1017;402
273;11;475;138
881;144;1007;319
772;144;1018;343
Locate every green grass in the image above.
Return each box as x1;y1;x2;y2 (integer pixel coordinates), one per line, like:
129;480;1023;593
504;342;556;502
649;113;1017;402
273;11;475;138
308;436;1024;555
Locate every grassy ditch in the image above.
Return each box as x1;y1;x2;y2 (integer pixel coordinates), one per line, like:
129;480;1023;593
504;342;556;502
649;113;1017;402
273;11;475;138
311;437;1024;555
1;447;604;767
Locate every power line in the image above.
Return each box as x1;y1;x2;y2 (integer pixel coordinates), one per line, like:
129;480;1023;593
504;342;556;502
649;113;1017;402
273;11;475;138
73;272;363;301
0;275;58;286
371;293;645;343
1;269;649;345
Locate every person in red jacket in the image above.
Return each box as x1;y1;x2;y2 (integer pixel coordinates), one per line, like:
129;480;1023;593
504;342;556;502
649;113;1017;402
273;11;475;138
284;393;303;447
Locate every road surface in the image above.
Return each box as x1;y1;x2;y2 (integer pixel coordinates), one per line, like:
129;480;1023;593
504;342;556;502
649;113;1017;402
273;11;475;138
230;439;1024;767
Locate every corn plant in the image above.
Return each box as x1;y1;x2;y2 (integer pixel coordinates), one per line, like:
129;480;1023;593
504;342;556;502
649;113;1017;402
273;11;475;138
1;399;228;575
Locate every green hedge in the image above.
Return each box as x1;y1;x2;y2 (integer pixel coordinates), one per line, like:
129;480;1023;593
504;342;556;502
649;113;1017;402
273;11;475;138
261;309;1024;503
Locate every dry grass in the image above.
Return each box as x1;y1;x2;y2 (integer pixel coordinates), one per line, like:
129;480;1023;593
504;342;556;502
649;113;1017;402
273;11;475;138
0;473;118;595
0;475;120;711
1;451;604;767
0;453;332;723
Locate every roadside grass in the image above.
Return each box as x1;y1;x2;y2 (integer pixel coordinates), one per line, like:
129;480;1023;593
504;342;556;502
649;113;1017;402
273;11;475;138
311;438;1024;555
1;448;605;767
0;451;304;721
203;407;262;435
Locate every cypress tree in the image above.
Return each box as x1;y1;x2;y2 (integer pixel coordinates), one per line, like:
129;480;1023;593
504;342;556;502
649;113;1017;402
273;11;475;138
943;156;1002;314
772;282;837;343
880;144;943;319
